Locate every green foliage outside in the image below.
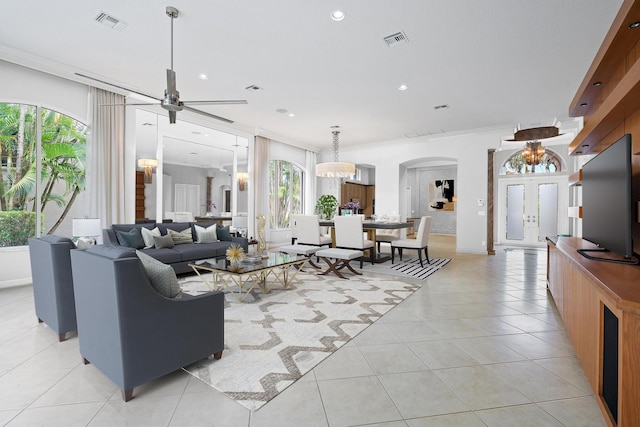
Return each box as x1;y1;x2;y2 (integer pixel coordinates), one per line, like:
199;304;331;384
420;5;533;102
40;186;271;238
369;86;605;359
0;103;87;244
0;211;37;246
269;160;302;229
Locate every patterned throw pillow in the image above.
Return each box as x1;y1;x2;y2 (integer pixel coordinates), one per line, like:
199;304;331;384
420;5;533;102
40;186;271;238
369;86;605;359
168;228;193;245
153;235;175;249
115;228;145;249
141;227;161;249
194;224;218;243
135;250;181;298
217;225;231;241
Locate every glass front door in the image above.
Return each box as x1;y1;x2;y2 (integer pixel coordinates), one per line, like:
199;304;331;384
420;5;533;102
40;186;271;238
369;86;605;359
498;178;562;247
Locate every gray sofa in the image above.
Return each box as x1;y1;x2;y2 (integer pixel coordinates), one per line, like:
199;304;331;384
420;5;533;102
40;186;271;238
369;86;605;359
70;245;225;401
103;221;249;274
28;235;77;342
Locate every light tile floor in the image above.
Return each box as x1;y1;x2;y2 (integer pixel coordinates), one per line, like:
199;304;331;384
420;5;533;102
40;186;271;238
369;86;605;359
0;236;607;426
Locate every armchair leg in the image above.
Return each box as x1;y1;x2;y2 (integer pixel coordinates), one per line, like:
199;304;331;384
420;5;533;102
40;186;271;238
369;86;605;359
425;247;430;264
418;251;424;268
391;247;395;264
58;332;67;342
122;389;133;402
82;357;90;365
398;248;403;261
213;350;223;360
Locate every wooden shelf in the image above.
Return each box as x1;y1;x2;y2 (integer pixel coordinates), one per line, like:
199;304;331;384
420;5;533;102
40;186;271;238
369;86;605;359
568;206;583;218
568;0;640;156
568;170;582;186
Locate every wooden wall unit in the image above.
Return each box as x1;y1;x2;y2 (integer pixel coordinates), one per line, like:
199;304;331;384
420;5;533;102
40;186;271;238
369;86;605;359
135;171;146;220
341;182;375;217
568;0;640;256
547;238;640;426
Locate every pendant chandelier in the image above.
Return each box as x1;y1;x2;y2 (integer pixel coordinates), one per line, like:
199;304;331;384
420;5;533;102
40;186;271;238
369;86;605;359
315;128;355;178
522;140;545;165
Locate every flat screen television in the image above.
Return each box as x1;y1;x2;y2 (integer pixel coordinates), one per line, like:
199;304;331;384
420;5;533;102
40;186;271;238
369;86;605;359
579;133;637;264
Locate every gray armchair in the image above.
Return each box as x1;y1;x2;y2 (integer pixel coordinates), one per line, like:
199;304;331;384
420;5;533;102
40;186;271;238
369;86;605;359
70;245;225;402
28;235;77;342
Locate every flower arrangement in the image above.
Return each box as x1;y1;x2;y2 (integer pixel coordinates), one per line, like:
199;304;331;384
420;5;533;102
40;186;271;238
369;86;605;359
343;201;360;210
226;244;246;263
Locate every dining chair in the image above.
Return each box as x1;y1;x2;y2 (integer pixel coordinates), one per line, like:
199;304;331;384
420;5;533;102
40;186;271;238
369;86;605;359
375;214;401;253
334;215;375;268
391;216;432;267
293;214;332;247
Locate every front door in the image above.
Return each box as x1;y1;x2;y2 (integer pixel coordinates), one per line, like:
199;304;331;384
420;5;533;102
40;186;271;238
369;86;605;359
498;176;566;247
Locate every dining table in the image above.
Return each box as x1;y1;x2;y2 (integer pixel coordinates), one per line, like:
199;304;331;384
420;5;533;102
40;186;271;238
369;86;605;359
318;218;413;263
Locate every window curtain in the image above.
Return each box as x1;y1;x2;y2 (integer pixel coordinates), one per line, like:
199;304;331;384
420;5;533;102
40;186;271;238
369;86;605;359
86;88;126;230
254;136;270;241
305;150;317;214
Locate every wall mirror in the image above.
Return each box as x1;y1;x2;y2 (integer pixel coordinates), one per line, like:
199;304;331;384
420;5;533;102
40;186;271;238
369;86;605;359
134;109;249;222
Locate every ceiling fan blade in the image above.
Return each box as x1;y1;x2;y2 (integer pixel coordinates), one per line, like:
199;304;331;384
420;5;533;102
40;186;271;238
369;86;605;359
182;105;234;124
75;72;160;102
166;69;177;95
182;100;248;105
169;110;177;124
100;102;161;106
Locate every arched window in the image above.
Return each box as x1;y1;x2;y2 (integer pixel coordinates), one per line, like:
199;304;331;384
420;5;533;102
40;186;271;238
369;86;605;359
0;103;87;246
500;148;563;175
269;160;303;229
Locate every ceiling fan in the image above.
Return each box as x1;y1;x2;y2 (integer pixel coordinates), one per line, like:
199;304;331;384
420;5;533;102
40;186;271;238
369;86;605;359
77;6;247;124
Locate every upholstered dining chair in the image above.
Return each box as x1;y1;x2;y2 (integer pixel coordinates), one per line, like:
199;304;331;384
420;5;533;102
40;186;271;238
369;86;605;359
334;215;375;267
391;216;432;268
375;214;401;253
293;214;332;247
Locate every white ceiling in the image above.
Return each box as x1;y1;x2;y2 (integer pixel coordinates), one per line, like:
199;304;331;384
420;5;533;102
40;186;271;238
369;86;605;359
0;0;623;153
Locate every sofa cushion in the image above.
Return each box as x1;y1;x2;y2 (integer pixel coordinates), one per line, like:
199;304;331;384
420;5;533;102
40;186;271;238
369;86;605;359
115;228;145;249
141;227;161;249
168;228;193;245
194;224;218;243
153;235;175;249
157;222;192;236
138;247;182;264
171;242;230;261
217;225;231;241
135;250;181;298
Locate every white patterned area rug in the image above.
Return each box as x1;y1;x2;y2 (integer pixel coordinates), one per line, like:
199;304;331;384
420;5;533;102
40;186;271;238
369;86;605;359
179;272;419;411
363;257;451;280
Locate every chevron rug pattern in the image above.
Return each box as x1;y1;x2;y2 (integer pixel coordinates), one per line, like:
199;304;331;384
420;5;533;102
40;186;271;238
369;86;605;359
179;271;420;411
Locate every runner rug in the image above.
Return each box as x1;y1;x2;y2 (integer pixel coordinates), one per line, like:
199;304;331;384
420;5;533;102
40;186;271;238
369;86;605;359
179;271;420;411
362;257;451;280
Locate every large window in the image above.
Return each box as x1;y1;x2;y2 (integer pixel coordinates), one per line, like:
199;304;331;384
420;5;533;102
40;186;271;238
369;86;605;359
0;103;87;246
500;148;563;175
269;160;303;229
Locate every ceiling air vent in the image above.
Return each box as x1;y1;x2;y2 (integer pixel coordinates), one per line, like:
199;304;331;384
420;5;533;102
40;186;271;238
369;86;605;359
245;84;263;91
95;12;128;31
383;31;409;47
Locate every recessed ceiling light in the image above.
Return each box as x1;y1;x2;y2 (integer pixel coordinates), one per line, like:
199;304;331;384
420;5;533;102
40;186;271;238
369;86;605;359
592;81;602;86
198;73;208;80
189;152;198;155
192;131;201;135
331;10;345;21
580;102;588;107
276;108;288;114
398;84;408;91
629;21;640;29
288;113;295;117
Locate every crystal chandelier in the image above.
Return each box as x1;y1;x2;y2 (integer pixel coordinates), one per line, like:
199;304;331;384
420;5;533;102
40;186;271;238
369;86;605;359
522;140;545;166
315;129;356;178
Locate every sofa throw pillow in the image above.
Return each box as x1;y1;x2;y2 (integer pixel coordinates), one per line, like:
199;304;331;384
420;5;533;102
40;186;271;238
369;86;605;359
135;250;181;298
140;227;161;249
194;224;218;243
217;225;231;241
115;228;145;249
153;235;175;249
168;228;193;245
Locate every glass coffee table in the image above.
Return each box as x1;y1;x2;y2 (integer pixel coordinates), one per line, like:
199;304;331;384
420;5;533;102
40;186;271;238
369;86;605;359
189;253;308;301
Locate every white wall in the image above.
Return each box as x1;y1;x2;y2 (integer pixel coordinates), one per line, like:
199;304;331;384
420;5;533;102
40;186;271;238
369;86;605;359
321;129;505;253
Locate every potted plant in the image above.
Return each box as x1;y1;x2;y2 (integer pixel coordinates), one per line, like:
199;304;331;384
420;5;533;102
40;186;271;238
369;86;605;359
314;194;339;220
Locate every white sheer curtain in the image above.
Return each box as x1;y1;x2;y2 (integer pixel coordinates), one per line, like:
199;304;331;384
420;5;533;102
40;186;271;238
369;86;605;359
305;150;317;215
86;88;126;230
253;136;270;241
